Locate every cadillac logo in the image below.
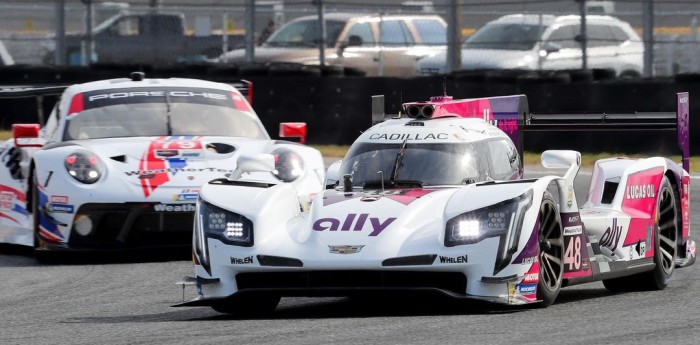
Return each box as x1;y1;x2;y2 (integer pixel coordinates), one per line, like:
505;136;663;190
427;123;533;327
329;245;365;254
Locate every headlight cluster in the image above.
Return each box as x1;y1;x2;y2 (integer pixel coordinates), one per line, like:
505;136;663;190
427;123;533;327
272;148;304;182
198;199;253;247
445;190;533;247
65;150;103;184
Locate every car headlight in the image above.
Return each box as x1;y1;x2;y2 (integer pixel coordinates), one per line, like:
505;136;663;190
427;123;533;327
198;198;253;247
272;148;304;182
445;190;533;247
65;150;103;184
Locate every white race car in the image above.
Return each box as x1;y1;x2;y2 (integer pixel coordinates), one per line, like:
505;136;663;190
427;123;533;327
0;73;324;256
176;92;694;314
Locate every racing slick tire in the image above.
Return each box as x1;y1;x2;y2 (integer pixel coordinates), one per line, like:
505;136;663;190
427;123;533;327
210;294;281;317
603;176;678;292
536;192;564;307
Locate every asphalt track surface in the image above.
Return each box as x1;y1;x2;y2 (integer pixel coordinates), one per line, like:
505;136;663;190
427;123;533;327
1;168;699;345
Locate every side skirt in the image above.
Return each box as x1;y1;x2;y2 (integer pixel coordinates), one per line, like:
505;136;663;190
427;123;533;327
563;258;655;287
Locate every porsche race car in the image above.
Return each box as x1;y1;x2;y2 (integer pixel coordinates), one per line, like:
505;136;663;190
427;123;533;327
175;91;694;314
0;73;324;255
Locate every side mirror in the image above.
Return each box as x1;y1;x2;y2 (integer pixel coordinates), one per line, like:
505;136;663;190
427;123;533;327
324;160;343;189
541;150;580;169
228;153;275;180
279;122;307;144
541;42;562;55
339;35;363;51
12;123;42;148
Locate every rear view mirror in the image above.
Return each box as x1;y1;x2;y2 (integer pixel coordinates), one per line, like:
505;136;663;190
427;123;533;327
279;122;307;144
228;153;275;181
12;123;42;147
541;150;580;169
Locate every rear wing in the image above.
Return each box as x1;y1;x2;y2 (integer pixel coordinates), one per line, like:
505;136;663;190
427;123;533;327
524;92;689;172
373;92;689;172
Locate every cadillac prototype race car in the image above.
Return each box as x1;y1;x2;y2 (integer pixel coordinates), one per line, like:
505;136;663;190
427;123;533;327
176;91;694;314
0;73;324;256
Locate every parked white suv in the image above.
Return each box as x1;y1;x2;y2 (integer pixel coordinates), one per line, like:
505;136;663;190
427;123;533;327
416;14;643;77
219;13;447;77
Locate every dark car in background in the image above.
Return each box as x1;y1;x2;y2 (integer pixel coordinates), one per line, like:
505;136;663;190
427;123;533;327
218;12;447;77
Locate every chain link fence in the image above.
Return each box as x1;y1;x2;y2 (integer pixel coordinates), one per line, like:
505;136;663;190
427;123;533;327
0;0;699;77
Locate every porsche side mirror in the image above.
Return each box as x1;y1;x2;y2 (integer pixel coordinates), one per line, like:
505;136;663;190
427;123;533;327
12;123;42;148
279;122;307;144
228;153;275;180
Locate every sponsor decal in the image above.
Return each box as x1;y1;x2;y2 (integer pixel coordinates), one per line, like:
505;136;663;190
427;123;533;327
521;256;537;265
126;167;234;177
368;133;449;141
84;88;230;108
563;225;583;236
312;213;396;236
582;260;590;271
566;185;574;209
438;254;468;264
173;189;199;202
515;283;537;294
0;191;15;210
625;184;655;200
522;272;538;284
181;150;201;158
155;149;179;158
599;218;623;250
635;240;646;256
230;256;254;265
48;203;74;213
568;216;579;222
328;245;364;254
50;195;69;204
153;203;196;212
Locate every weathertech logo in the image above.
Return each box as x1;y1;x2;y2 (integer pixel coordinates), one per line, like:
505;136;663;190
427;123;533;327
153;203;195;212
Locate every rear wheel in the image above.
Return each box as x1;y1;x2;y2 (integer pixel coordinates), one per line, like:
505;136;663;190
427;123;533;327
603;176;678;292
536;192;564;307
211;295;280;317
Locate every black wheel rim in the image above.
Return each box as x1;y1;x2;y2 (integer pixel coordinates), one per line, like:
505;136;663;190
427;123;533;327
539;200;563;292
657;186;677;274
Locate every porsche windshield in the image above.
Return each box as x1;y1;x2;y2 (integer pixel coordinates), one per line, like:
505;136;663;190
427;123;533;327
339;142;482;188
63;103;267;140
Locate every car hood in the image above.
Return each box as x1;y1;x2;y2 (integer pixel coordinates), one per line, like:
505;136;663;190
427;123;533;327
71;136;269;188
306;188;450;249
220;47;331;64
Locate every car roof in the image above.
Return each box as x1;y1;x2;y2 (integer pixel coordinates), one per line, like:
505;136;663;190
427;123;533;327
63;77;236;96
289;12;445;23
355;117;508;145
492;13;626;26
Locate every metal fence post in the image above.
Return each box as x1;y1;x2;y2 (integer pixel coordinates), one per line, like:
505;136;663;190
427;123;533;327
245;0;255;63
314;0;326;66
81;0;93;66
446;0;462;74
54;0;66;65
577;0;588;72
643;0;654;77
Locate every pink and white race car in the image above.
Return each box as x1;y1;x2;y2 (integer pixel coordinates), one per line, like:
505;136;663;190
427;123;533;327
0;73;324;257
176;91;694;315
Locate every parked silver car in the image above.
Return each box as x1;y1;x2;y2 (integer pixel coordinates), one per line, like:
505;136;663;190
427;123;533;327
219;13;447;77
416;14;643;77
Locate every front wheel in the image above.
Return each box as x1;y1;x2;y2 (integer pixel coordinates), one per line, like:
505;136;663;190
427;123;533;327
536;192;564;307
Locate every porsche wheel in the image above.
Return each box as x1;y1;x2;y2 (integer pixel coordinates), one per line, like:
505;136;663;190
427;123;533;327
603;176;678;292
536;192;564;307
211;295;280;317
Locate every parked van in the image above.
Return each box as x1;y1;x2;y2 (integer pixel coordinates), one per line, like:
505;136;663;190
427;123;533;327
416;14;643;77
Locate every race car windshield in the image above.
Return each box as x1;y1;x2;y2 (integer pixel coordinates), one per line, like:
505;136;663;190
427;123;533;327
339;142;482;188
463;23;544;50
63;103;267;140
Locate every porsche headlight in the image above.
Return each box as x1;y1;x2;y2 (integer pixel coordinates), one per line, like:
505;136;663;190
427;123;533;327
198;199;253;247
65;150;104;184
272;148;304;182
445;190;533;247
